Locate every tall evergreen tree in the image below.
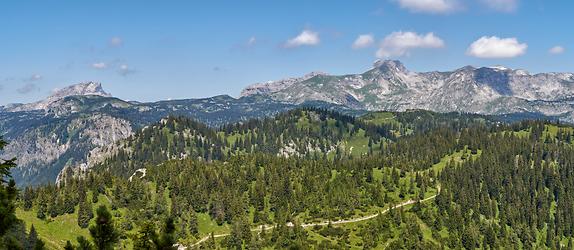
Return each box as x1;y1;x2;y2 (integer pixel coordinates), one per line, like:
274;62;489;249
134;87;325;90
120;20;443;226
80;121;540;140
133;222;157;250
89;206;119;250
26;225;39;250
0;137;18;236
155;217;176;250
77;197;93;229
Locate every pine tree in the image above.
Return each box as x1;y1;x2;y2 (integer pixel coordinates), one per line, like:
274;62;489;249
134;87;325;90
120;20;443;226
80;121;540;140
89;206;119;250
91;190;99;204
36;203;46;220
188;212;198;236
133;222;157;249
155;217;176;249
27;225;39;250
33;239;45;250
0;138;18;236
78;197;93;229
22;187;34;211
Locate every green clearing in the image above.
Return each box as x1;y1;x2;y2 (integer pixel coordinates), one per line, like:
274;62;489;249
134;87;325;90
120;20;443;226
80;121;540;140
197;212;230;236
360;112;397;126
16;193;116;250
16;209;89;249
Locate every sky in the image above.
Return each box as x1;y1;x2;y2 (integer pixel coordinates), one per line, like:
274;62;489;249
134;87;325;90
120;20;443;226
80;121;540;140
0;0;572;105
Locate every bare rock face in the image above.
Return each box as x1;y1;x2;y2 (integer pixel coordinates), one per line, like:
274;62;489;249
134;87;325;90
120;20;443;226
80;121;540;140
2;112;133;186
241;60;574;122
55;114;133;185
6;82;111;112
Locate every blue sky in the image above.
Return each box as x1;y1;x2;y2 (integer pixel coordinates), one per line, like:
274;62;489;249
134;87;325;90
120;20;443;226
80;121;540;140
1;0;572;105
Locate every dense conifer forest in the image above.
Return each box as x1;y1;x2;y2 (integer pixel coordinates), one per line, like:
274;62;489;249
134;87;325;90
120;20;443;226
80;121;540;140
3;109;574;249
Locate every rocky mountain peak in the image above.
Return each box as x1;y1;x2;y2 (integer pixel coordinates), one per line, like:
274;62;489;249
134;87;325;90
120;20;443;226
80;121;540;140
3;82;112;112
49;82;111;100
373;60;408;73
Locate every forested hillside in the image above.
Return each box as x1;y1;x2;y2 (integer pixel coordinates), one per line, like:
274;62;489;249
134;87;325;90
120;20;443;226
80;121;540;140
10;109;574;249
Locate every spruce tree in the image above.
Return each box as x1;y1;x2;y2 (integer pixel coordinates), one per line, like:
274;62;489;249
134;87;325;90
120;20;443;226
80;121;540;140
133;222;157;249
27;225;38;249
155;217;176;249
89;206;119;250
78;197;93;229
0;138;18;236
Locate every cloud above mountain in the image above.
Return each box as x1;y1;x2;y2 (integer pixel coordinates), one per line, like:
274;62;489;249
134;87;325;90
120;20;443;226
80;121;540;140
352;34;375;49
376;31;445;58
549;46;565;55
92;62;107;69
467;36;527;58
395;0;460;14
284;30;320;48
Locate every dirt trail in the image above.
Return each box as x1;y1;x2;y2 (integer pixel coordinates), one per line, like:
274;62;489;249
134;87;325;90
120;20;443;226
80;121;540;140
183;190;439;249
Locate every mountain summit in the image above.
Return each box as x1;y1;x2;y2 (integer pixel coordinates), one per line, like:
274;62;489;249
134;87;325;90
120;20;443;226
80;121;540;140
241;60;574;122
48;82;111;100
5;82;112;112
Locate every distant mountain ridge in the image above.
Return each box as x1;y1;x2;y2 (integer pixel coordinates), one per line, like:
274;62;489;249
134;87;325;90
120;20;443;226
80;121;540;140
0;83;357;186
241;60;574;123
5;82;112;112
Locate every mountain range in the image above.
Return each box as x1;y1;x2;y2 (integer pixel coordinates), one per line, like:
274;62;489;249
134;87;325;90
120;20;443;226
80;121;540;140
2;60;573;186
0;82;355;186
242;60;574;122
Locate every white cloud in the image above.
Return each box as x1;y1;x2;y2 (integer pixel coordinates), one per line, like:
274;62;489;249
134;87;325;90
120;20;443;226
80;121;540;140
549;46;565;55
247;36;257;46
92;62;107;69
481;0;518;12
395;0;460;14
466;36;527;58
109;37;123;47
376;31;445;58
118;64;136;76
352;34;375;49
284;30;320;48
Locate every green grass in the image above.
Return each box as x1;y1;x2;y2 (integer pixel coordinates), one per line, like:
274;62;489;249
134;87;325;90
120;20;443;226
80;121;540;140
197;212;230;236
429;147;482;175
16;193;114;250
360;112;397;126
16;208;90;249
508;128;531;138
345;129;372;156
544;124;574;141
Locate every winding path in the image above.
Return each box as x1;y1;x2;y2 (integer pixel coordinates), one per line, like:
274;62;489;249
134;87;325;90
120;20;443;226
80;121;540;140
183;189;439;249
